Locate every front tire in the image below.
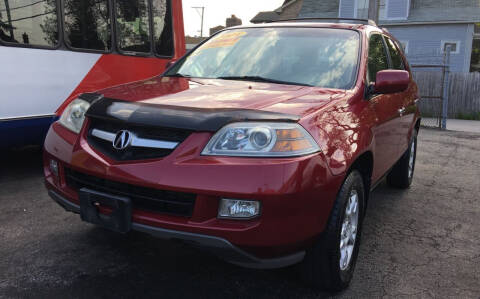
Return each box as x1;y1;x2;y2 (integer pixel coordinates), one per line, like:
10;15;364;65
300;170;365;291
387;130;418;189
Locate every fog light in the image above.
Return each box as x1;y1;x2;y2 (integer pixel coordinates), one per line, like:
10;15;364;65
49;159;59;177
218;199;261;219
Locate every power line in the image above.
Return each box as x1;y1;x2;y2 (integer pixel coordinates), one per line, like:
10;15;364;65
9;10;54;23
0;0;47;12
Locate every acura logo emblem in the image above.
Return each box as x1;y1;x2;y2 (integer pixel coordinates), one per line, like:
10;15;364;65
113;130;132;150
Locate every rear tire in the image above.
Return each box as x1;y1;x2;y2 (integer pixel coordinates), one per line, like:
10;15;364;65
387;130;417;189
300;170;365;291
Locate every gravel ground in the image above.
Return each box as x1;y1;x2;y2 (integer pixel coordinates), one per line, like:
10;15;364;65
0;128;479;298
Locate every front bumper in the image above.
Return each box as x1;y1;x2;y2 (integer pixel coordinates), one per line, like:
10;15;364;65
48;189;305;269
44;121;344;266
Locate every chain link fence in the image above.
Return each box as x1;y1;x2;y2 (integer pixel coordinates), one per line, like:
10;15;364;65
410;47;451;129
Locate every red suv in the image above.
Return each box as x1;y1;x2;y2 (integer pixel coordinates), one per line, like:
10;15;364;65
44;19;420;291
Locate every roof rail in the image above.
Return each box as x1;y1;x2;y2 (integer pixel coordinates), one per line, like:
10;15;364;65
267;17;377;26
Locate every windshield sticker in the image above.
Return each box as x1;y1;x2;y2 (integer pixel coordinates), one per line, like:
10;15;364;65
202;31;247;50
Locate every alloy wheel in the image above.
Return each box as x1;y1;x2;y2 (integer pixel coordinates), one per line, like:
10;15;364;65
339;190;359;271
408;139;416;178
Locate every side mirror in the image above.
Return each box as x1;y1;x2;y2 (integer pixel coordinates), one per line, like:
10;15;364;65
375;70;410;94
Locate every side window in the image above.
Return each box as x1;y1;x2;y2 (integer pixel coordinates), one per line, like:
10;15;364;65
368;34;389;83
153;0;174;56
64;0;111;51
0;0;59;48
115;0;151;54
385;37;405;70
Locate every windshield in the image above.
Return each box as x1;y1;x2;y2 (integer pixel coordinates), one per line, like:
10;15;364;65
166;27;360;89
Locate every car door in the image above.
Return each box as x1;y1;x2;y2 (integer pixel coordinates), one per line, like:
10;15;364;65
368;34;404;181
384;36;416;155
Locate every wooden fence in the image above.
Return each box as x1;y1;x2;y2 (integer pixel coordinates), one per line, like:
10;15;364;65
413;71;480;119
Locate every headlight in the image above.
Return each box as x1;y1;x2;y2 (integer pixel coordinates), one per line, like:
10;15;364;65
58;99;90;133
202;122;320;157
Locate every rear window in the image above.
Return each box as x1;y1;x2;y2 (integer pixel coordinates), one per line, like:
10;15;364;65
0;0;59;47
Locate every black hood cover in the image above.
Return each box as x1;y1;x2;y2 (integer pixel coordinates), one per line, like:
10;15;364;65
83;94;300;132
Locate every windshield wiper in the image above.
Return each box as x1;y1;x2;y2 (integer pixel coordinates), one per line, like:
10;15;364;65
217;76;314;87
164;73;192;78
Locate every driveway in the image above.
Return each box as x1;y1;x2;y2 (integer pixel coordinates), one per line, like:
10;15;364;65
0;128;479;298
423;118;480;133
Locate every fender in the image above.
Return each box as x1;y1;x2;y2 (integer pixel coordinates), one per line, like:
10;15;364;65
299;92;375;177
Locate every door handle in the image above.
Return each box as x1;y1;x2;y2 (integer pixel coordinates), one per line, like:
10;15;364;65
398;107;406;116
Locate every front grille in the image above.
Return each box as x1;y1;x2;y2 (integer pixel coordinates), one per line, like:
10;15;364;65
65;168;196;217
87;119;192;161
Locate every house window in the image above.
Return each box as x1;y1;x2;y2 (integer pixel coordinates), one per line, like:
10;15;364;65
441;41;460;54
339;0;357;18
385;0;410;20
471;23;480;72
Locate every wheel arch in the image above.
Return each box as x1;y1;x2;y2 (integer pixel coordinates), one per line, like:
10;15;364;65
415;118;421;133
347;151;374;209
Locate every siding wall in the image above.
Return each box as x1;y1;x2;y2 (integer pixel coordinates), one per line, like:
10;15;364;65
387;24;472;72
386;0;409;19
339;0;356;18
299;0;475;72
411;0;480;9
299;0;368;19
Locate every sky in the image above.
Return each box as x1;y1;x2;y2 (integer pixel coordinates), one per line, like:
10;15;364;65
182;0;285;37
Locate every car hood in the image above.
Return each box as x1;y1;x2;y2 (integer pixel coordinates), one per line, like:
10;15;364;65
98;76;348;118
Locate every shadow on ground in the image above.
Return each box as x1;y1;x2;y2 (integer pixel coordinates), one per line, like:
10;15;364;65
1;129;479;298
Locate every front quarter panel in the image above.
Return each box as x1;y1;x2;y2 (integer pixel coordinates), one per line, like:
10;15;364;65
299;91;375;177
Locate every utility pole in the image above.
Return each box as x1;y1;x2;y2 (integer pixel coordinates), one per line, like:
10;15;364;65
368;0;379;24
192;6;205;37
4;0;14;39
441;45;451;130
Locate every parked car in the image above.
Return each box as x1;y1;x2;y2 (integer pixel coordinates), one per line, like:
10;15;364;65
43;19;420;291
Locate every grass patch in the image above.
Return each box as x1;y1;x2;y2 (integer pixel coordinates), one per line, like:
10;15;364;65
456;112;480;121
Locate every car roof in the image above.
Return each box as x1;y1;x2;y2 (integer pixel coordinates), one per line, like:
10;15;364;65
226;19;383;33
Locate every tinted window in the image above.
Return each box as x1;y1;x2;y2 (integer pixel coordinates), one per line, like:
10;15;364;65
470;39;480;72
153;0;173;56
115;0;151;53
385;37;405;70
64;0;111;51
368;34;389;83
167;28;360;89
0;0;58;47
